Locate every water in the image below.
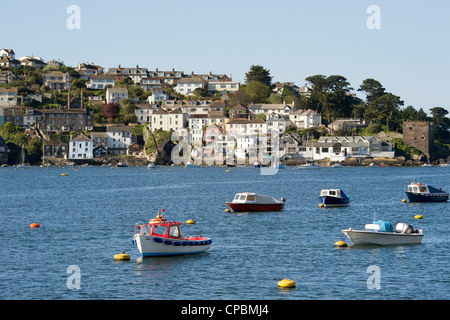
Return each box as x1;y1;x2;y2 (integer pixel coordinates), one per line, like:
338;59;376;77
0;165;449;300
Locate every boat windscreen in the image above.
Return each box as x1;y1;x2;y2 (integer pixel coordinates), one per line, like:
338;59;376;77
152;224;167;236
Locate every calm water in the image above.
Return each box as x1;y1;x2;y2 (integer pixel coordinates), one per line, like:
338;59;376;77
0;165;449;300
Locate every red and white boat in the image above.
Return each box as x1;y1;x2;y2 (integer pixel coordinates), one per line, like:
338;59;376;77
226;192;286;212
133;212;212;257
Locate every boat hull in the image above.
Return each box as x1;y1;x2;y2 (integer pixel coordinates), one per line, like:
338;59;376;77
405;192;448;202
134;234;212;257
226;202;284;212
320;196;350;207
342;229;423;246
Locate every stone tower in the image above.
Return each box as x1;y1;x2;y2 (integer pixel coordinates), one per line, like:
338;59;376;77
403;121;434;161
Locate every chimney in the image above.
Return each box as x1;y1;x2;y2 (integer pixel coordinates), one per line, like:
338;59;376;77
136;65;139;69
156;68;158;73
172;68;175;72
68;88;71;109
209;71;212;76
192;71;194;76
118;64;121;68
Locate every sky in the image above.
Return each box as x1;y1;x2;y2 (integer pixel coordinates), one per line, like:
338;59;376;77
2;0;449;114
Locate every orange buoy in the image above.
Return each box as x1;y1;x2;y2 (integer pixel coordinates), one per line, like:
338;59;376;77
30;223;40;228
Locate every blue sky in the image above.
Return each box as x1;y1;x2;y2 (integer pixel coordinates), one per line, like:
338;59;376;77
2;0;449;113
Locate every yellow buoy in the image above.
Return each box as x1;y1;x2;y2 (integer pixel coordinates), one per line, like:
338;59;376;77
186;219;196;224
414;215;423;219
278;278;296;288
61;173;69;176
114;253;130;261
402;199;407;203
335;240;348;247
319;203;324;208
225;208;231;212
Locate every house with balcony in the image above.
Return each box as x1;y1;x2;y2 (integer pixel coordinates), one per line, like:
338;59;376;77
42;71;72;90
87;74;116;90
107;65;148;84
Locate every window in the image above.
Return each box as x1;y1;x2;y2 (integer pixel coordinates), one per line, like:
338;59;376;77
152;225;167;236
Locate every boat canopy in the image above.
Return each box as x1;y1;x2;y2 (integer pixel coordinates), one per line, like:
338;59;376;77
232;193;281;204
320;189;350;199
373;220;393;232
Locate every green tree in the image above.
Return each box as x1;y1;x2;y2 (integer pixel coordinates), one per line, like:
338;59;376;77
244;65;272;86
244;81;271;103
430;107;449;141
358;78;385;104
364;93;404;131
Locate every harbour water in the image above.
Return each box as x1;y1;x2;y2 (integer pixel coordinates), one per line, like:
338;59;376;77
0;165;449;300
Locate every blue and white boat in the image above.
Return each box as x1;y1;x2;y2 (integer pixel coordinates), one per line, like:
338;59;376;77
319;188;351;207
404;182;448;203
185;160;200;168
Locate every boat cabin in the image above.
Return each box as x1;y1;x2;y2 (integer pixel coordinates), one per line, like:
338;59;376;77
136;216;183;239
407;183;428;194
320;189;343;197
231;192;283;204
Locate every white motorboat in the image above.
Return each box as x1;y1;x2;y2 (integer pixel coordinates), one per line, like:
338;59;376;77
342;220;423;246
297;161;320;169
147;162;157;169
439;163;450;167
332;162;343;168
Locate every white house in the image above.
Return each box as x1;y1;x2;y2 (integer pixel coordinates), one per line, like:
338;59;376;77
299;136;394;162
248;103;292;117
188;114;229;146
0;88;22;107
225;119;267;136
106;125;134;155
151;109;188;132
69;133;93;160
266;113;291;135
87;74;115;90
289;109;321;129
106;87;128;104
174;77;205;96
135;103;159;124
148;88;169;104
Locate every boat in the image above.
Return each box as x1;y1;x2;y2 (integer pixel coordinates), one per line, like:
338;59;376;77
117;162;128;167
133;212;212;257
332;162;343;168
147;162;157;169
253;161;261;168
319;188;351;207
422;163;433;167
368;162;382;167
185;160;200;168
226;192;286;212
16;145;30;168
342;220;423;246
404;182;448;202
439;163;450;167
297;161;320;169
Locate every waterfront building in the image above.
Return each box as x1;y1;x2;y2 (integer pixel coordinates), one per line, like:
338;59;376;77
69;133;93;160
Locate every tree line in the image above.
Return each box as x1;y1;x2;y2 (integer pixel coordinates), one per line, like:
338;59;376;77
229;65;449;141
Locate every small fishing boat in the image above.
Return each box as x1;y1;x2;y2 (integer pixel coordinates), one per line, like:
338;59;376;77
147;162;157;169
253;161;261;168
297;161;320;169
404;182;448;202
319;188;351;207
422;163;433;167
185;160;200;168
226;192;286;212
117;162;128;167
342;220;423;246
133;212;212;257
439;163;450;167
332;162;343;168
